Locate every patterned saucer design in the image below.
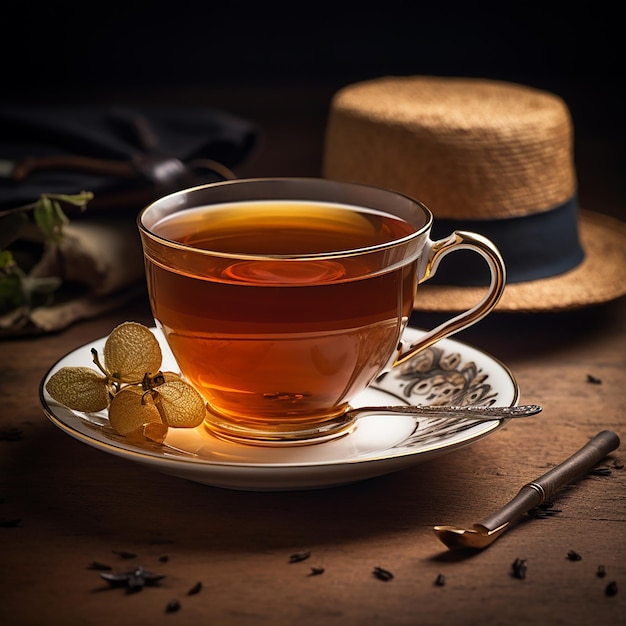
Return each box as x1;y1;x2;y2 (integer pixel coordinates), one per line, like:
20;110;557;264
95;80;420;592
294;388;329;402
40;327;519;491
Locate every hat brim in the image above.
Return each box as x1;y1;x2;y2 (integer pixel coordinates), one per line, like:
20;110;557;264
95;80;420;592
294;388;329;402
415;210;626;313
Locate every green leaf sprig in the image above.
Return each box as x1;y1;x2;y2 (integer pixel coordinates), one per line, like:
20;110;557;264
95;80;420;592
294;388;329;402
0;191;93;316
33;191;93;244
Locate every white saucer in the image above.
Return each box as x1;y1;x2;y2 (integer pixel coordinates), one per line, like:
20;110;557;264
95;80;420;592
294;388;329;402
40;326;519;491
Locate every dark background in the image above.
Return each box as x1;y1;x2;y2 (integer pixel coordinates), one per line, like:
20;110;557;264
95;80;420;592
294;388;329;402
4;3;622;90
3;2;624;216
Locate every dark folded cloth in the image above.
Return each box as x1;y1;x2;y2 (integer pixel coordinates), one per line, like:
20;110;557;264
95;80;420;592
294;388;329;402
0;105;258;335
0;105;258;212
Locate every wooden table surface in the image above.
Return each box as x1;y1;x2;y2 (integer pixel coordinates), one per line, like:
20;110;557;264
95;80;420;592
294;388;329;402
1;84;625;626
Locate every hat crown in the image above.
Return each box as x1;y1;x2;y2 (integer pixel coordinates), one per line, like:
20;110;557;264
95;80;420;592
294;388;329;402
323;76;576;220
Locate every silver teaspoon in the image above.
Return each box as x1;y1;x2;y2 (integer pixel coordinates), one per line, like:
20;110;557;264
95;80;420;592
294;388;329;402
344;404;542;421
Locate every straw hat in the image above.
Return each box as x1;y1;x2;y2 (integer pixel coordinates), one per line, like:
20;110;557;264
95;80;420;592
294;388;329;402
322;76;626;312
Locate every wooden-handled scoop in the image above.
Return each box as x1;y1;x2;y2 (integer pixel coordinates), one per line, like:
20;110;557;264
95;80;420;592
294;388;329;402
433;430;621;550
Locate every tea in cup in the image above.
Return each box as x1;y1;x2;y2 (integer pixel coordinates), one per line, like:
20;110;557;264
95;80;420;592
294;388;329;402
138;178;505;445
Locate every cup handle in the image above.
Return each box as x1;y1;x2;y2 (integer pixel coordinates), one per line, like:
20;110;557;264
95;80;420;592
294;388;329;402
394;230;506;367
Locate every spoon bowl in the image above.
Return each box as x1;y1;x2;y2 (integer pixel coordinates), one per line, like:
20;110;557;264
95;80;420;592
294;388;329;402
433;523;510;550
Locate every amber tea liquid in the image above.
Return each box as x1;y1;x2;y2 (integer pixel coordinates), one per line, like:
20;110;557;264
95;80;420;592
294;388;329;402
144;200;418;439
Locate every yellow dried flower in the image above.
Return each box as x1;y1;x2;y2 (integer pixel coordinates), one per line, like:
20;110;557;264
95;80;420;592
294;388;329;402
141;422;170;444
152;372;207;428
108;386;162;435
45;366;110;413
45;321;207;441
102;321;162;383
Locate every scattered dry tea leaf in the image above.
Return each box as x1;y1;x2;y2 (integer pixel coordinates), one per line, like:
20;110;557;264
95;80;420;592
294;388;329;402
288;551;311;563
112;550;137;559
103;322;162;383
373;566;394;581
308;567;325;576
87;562;112;571
187;581;202;595
165;599;181;613
0;427;23;441
100;565;165;590
46;366;110;412
511;557;527;579
108;386;163;435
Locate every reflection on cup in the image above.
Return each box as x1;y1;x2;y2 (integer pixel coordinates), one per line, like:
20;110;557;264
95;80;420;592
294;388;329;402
138;178;505;445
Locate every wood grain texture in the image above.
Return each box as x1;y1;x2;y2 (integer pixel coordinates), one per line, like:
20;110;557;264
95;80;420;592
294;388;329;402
1;85;624;626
